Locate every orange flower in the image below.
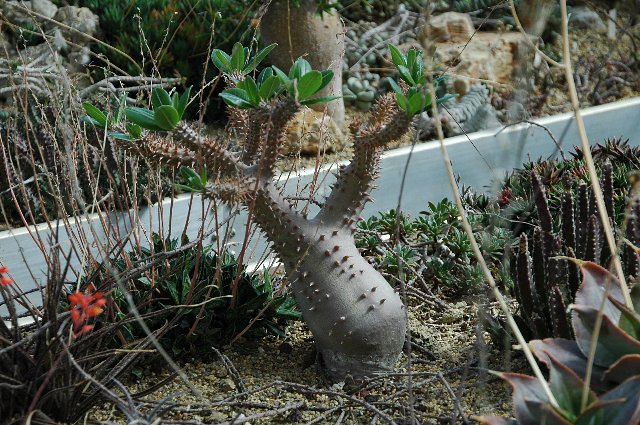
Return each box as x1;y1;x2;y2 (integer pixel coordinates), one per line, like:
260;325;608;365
0;266;12;286
68;283;107;339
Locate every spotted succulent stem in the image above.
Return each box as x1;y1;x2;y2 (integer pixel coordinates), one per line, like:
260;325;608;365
126;94;412;380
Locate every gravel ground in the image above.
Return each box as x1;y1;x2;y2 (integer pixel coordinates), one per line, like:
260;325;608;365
90;294;520;424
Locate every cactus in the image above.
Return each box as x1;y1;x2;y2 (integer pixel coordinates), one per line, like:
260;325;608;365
480;261;640;425
84;43;449;380
342;72;381;111
418;84;499;138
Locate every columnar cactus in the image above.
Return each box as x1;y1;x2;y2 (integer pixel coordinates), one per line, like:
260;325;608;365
84;43;440;380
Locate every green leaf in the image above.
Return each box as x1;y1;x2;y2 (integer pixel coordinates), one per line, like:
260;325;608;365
245;43;277;74
151;88;172;109
81;115;104;128
125;107;163;131
413;57;426;84
258;75;281;100
387;77;402;94
408;91;430;115
242;77;260;105
165;279;181;304
300;95;341;106
199;166;207;185
154;105;180;131
407;49;417;70
231;42;245;71
175;86;191;118
211;49;232;71
296;70;323;101
82;102;108;128
114;94;127;125
126;123;142;139
289;58;311;79
397;64;415;86
272;65;290;84
388;44;406;67
219;88;254;109
107;131;134;141
180;166;199;181
395;92;409;113
174;184;199;193
318;70;334;92
257;67;273;85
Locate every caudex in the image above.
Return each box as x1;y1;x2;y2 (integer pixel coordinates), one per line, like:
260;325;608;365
84;43;451;380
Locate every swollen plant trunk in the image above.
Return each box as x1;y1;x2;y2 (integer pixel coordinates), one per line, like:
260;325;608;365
127;94;411;381
260;0;345;128
277;222;406;380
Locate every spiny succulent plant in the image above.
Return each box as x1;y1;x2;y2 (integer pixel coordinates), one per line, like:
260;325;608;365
343;72;382;111
84;43;450;380
495;164;640;343
503;138;640;226
480;261;640;425
418;84;499;138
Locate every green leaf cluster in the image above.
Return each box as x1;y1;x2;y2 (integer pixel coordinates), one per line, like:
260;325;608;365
212;43;338;108
355;202;512;294
82;86;191;139
386;44;456;116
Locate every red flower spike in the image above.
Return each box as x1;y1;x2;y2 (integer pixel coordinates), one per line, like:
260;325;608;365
68;284;107;339
0;266;12;286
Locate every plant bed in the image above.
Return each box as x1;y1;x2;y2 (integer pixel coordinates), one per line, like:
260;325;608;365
2;96;640;316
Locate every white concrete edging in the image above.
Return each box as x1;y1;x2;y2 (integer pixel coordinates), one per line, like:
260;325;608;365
2;96;639;315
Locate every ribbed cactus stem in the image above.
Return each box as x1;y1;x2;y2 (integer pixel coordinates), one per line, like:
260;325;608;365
577;182;589;258
516;234;535;322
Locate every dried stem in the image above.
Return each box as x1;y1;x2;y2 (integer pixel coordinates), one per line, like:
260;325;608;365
427;82;560;409
508;0;563;68
557;0;634;412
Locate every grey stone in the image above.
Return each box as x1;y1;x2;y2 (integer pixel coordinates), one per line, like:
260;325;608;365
4;0;57;25
32;0;57;19
569;6;606;32
51;6;99;42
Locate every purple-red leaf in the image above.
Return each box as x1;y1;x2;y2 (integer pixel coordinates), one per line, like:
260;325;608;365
531;339;589;376
578;376;640;425
574;262;624;321
495;372;572;425
603;354;640;383
572;305;640;368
